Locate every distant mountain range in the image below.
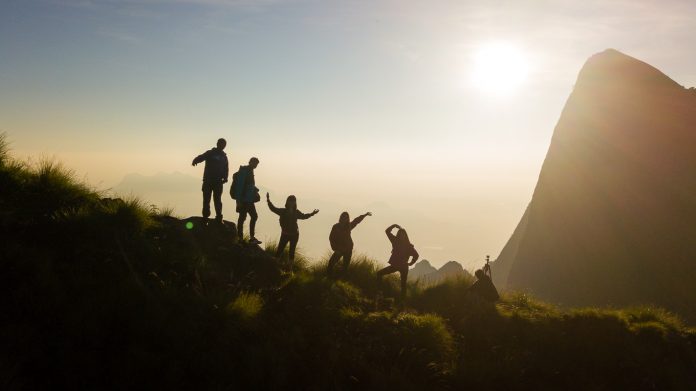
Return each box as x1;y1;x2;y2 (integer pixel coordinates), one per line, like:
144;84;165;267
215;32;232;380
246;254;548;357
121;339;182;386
492;49;696;321
409;260;472;285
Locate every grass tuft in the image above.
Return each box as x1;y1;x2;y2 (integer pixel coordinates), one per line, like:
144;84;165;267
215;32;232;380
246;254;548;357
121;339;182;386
227;292;264;320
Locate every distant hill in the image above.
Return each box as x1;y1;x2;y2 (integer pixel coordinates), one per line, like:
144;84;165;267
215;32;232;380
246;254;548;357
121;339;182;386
409;259;438;280
492;49;696;321
410;260;472;285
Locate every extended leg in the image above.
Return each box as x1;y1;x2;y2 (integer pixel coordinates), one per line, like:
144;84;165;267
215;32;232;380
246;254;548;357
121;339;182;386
276;233;289;258
377;265;397;278
327;251;342;276
248;204;258;238
288;232;299;262
399;268;409;298
237;206;247;239
341;250;353;273
212;182;223;220
202;183;212;219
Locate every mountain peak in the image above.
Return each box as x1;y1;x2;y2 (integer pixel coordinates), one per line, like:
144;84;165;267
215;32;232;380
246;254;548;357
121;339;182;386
576;48;681;90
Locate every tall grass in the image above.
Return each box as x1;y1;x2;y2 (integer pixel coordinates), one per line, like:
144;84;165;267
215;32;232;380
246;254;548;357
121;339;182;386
0;132;8;166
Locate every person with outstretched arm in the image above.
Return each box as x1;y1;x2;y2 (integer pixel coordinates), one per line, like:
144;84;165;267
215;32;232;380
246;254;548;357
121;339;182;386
267;192;319;272
191;138;229;224
232;157;261;244
327;211;371;276
377;224;419;298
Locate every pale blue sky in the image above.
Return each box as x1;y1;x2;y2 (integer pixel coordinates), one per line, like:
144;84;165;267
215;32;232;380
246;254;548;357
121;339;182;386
2;0;695;266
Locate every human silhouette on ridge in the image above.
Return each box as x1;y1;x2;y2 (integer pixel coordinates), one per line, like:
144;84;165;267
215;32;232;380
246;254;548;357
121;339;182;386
192;138;229;224
231;157;261;244
468;269;500;302
267;192;319;273
377;224;419;298
327;211;371;276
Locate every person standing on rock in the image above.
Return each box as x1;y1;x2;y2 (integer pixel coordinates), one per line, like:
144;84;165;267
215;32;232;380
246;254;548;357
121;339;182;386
327;211;371;277
377;224;419;298
266;193;319;272
191;138;229;224
231;157;261;244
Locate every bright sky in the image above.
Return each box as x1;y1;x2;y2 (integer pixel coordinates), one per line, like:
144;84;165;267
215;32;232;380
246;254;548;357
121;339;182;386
2;0;695;269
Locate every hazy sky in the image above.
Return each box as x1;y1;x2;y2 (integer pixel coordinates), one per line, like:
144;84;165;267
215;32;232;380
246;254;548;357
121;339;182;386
2;0;695;268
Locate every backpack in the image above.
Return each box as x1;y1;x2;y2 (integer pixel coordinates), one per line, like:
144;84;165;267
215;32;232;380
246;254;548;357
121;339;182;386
230;168;243;200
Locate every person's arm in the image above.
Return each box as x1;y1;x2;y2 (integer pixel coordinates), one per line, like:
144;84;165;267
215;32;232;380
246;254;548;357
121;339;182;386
350;212;372;229
298;209;320;220
385;224;399;240
191;150;209;166
408;247;420;266
266;193;282;215
222;155;229;183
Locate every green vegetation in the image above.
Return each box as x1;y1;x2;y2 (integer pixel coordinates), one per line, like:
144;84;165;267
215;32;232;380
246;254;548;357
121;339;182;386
2;143;695;389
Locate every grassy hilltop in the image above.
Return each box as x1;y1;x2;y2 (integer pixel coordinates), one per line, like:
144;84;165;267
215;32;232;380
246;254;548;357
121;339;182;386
1;134;695;390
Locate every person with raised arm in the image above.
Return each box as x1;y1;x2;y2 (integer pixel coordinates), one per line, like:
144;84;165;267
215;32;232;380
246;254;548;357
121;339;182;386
377;224;419;298
267;192;319;273
191;138;229;224
327;211;371;276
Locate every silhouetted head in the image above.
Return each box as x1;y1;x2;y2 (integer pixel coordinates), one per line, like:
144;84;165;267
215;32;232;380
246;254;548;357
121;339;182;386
339;212;350;225
396;228;411;246
285;195;297;210
249;157;259;169
217;138;227;150
475;269;485;280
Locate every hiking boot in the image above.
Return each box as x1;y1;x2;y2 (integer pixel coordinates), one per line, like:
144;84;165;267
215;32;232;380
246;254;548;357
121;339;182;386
249;237;262;245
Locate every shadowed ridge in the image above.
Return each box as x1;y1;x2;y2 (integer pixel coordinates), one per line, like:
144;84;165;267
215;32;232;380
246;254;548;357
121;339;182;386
501;48;696;321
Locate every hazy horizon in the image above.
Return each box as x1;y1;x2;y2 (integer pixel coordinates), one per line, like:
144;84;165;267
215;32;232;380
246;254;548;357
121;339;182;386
2;0;695;269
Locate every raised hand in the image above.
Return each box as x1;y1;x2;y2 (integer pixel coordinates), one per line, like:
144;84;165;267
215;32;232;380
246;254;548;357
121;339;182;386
312;209;320;215
365;212;373;217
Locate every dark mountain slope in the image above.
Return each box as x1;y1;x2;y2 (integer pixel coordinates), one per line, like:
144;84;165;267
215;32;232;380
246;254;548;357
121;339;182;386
496;49;696;320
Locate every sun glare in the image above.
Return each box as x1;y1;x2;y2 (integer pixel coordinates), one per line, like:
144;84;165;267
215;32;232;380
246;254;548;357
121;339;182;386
470;43;530;96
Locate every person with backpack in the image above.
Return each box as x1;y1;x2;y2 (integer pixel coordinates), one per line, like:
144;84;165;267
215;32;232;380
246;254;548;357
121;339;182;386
377;224;419;298
231;157;261;244
467;269;500;302
327;211;371;276
266;192;319;272
191;138;229;224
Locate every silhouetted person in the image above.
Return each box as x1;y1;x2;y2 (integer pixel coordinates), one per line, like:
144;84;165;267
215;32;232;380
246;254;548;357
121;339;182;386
327;211;371;276
267;193;318;272
192;138;229;223
468;269;500;302
232;157;261;244
377;224;419;298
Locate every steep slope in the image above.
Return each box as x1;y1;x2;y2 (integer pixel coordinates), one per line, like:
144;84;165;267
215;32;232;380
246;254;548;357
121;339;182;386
497;49;696;320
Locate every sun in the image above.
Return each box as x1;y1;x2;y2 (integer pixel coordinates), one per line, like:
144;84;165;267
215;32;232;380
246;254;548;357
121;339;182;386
470;42;530;96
